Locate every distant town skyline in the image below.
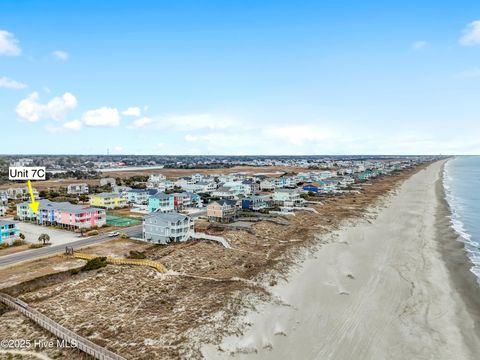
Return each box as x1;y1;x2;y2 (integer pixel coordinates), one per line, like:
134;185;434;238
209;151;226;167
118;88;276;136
1;1;480;155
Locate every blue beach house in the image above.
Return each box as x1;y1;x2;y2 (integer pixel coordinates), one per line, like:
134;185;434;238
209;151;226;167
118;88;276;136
0;220;19;245
303;183;319;193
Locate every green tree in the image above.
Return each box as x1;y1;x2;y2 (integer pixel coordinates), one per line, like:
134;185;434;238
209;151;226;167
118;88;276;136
38;233;50;245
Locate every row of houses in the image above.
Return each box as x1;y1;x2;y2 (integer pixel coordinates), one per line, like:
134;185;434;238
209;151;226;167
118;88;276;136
142;192;305;244
1;159;409;208
16;199;106;229
148;192;201;212
1;187;39;201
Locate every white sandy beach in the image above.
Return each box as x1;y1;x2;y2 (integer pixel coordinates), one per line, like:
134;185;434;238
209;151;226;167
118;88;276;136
203;160;480;360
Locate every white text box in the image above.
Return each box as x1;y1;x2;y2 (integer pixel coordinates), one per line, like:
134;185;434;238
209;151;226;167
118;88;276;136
9;167;46;180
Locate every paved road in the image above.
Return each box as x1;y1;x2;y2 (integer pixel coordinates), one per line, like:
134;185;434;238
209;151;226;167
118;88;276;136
0;225;143;268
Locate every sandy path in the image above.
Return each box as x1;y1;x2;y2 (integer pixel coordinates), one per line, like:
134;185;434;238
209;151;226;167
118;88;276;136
202;160;480;360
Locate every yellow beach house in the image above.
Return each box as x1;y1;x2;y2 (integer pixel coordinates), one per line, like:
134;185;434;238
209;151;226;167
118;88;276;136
89;192;127;209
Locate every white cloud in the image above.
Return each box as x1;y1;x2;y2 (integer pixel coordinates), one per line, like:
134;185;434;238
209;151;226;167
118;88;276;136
82;107;120;127
412;40;428;50
127;117;153;129
113;145;123;152
158;113;235;131
0;76;27;89
16;92;77;122
52;50;69;60
62;119;82;131
122;107;141;117
123;112;235;131
454;67;480;79
0;30;21;56
460;20;480;46
44;119;82;133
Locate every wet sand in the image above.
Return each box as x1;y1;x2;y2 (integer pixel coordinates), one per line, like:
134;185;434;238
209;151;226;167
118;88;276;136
203;160;480;360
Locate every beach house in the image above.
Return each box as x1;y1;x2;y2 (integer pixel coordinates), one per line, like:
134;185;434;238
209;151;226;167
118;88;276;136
175;176;195;189
241;180;259;194
303;183;320;194
127;188;159;205
211;187;237;200
184;192;202;207
100;178;116;187
272;189;303;207
148;192;175;213
67;183;89;195
7;187;38;200
222;181;252;196
89;192;127;209
192;173;204;182
303;180;338;194
142;212;194;244
241;194;271;211
147;174;166;188
181;180;217;193
207;199;237;223
0;190;8;205
0;220;19;245
259;179;276;191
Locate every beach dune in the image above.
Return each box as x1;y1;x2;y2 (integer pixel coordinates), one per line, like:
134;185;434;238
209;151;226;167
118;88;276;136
203;160;480;360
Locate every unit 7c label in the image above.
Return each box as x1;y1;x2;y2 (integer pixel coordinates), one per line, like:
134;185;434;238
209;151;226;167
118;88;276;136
9;167;46;180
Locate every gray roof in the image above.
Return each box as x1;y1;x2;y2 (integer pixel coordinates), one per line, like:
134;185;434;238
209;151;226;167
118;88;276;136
196;181;212;185
210;199;236;207
151;192;171;200
18;199;103;214
94;192;120;198
128;188;159;195
144;212;189;225
214;186;233;193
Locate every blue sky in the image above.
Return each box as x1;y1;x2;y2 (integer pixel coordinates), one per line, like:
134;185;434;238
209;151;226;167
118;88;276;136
1;0;480;155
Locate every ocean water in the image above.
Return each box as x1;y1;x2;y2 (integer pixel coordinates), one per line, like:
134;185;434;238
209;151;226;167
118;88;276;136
443;156;480;279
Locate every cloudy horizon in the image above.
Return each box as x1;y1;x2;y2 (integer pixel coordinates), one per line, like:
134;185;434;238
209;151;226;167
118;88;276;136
1;1;480;155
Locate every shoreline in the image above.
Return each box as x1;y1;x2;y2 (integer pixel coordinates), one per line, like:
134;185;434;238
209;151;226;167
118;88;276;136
435;160;480;356
203;160;480;359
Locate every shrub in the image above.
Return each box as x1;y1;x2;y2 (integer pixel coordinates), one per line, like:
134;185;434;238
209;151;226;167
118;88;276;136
86;230;99;236
128;250;146;259
12;239;26;247
29;243;44;249
81;257;107;272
